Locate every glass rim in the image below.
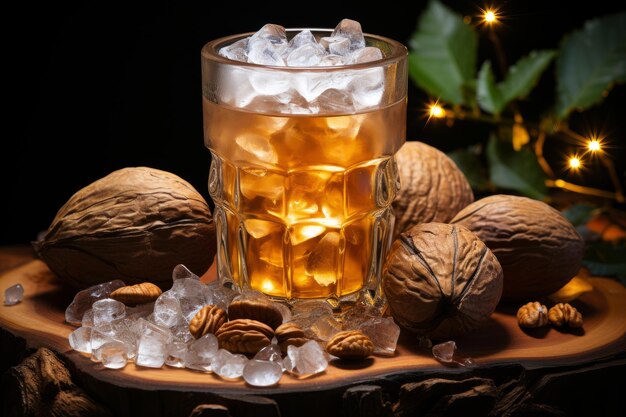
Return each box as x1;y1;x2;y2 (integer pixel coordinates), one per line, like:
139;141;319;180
201;28;408;72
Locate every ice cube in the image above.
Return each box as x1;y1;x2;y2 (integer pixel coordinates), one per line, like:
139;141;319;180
310;88;355;114
165;341;188;368
81;309;94;327
209;284;239;311
319;37;350;56
289;29;316;49
291;225;326;246
189;333;218;358
172;324;194;343
250;24;288;46
357;317;400;356
4;283;24;305
235;134;278;164
286;44;326;67
153;292;184;328
284;340;328;377
125;302;154;321
211;349;248;379
93;340;128;368
319;54;345;66
65;280;125;326
305;232;340;286
69;326;92;354
219;38;248;62
349;67;385;110
254;344;283;366
291;300;334;320
109;319;138;359
248;38;286;66
170;279;212;322
136;334;168;368
432;341;476;367
239;167;285;203
310;315;342;341
92;298;126;327
186;333;219;372
243;360;283;386
432;341;455;363
349;47;383;64
172;264;199;281
331;19;366;50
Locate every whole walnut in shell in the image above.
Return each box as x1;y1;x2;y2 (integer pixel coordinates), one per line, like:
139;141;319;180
382;223;503;339
451;195;584;300
393;142;473;237
35;167;216;289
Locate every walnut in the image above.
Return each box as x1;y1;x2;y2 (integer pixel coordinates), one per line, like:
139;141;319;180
383;223;503;339
275;322;308;354
451;195;584;300
326;330;374;360
227;299;283;330
517;302;549;328
215;319;274;354
548;303;583;328
189;305;227;338
393;142;474;238
109;282;162;305
35;167;216;290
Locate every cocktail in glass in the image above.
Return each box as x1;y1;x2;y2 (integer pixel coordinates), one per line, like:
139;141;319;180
202;25;407;308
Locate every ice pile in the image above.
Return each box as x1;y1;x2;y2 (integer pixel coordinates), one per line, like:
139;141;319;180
216;19;386;113
67;264;400;386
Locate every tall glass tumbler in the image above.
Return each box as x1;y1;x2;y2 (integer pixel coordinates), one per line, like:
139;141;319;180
202;30;407;308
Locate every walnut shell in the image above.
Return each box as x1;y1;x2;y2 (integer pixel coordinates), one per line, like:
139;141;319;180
35;167;216;289
275;322;308;354
451;195;584;300
382;223;503;339
326;330;374;360
215;319;274;354
189;305;227;338
227;299;283;330
393;142;473;237
109;282;162;305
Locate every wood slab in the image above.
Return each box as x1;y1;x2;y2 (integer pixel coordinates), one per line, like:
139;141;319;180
0;250;626;392
1;249;625;396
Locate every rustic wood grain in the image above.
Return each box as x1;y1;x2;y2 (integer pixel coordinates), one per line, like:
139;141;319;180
1;247;625;417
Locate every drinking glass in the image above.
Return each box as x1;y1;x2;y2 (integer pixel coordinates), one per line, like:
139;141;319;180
202;29;407;309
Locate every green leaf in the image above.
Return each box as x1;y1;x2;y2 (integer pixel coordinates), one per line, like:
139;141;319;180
500;50;556;103
409;0;477;104
477;61;504;114
584;241;626;282
561;204;597;227
486;135;548;199
447;147;490;191
477;51;556;115
556;12;626;119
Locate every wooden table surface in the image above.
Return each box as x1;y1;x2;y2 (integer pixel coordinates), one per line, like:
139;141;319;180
1;246;625;417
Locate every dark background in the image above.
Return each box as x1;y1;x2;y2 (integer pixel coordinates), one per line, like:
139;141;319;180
3;1;625;245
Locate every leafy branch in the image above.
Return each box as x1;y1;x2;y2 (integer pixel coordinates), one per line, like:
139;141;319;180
409;0;626;202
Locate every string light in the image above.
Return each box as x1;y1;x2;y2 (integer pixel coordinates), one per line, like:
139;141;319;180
568;156;582;170
484;10;497;24
430;104;445;118
426;100;446;122
418;4;622;202
587;138;602;152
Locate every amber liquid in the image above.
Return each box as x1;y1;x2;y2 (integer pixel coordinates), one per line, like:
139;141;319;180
203;98;406;300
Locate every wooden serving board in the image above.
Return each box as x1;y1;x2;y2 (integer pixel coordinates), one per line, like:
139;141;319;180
1;247;626;416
